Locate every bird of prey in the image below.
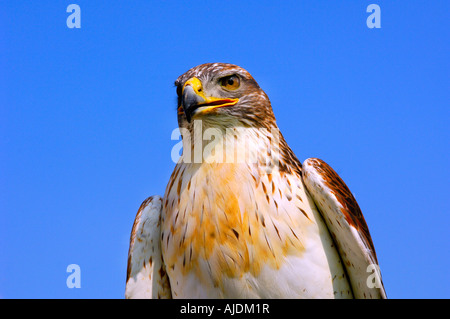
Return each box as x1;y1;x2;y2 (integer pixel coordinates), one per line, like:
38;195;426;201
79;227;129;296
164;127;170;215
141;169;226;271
125;63;386;299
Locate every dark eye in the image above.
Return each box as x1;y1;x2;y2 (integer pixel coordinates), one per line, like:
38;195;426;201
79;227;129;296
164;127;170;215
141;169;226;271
176;85;182;96
219;75;240;90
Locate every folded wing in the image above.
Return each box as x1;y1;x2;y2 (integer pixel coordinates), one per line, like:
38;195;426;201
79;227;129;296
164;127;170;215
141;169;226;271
302;158;386;299
125;196;172;299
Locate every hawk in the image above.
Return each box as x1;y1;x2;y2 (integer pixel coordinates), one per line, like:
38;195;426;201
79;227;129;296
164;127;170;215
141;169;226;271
125;63;386;299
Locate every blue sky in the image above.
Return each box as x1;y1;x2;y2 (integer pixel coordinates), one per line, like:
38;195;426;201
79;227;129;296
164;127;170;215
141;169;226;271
1;1;448;298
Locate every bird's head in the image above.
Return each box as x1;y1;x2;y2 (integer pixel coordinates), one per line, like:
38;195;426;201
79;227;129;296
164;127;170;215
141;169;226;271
175;63;277;130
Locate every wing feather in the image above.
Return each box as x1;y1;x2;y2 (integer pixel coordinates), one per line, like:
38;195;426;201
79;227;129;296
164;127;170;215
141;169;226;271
125;196;172;299
302;158;386;299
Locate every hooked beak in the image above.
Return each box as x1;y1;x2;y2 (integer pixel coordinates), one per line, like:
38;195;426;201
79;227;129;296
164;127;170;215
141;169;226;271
179;77;239;122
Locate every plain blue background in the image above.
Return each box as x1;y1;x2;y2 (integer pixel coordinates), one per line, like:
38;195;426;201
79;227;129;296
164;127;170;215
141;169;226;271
1;1;449;298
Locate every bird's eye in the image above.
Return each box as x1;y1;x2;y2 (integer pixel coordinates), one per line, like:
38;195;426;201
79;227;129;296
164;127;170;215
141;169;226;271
219;75;240;90
176;85;182;96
